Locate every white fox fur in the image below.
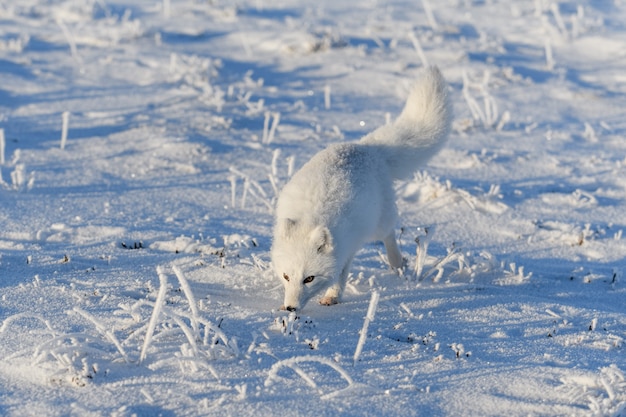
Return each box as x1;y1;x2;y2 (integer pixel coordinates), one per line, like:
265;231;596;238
271;67;452;311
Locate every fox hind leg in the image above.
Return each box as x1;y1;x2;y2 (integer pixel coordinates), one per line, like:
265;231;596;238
383;231;404;269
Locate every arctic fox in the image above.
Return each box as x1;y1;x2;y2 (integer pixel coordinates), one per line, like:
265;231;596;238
271;67;452;311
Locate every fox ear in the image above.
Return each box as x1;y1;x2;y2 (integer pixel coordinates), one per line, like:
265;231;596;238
310;226;333;254
277;218;297;237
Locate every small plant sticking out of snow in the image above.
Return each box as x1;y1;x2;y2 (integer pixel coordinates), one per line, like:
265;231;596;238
611;268;621;290
228;149;296;213
414;227;432;280
262;112;280;145
4;156;34;191
168;54;224;109
415;238;471;284
121;241;143;250
304;336;320;350
271;311;299;337
495;262;533;285
461;69;509;130
450;343;470;359
229;166;274;212
538;3;594;42
10;164;25;190
270;312;316;343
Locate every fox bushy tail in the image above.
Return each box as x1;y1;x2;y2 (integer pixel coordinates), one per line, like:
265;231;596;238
360;66;452;180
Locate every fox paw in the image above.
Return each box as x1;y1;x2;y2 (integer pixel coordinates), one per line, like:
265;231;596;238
319;296;339;306
392;257;409;272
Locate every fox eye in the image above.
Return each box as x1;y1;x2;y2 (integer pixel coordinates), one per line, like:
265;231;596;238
303;276;315;284
283;273;290;282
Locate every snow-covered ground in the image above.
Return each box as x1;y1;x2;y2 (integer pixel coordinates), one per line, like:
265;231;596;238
1;0;625;415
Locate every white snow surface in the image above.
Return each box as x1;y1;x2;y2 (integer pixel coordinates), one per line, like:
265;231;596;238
1;1;625;416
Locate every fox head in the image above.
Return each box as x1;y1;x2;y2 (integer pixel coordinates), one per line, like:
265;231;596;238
271;219;336;311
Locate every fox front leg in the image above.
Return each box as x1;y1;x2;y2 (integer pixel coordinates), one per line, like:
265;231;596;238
319;256;353;306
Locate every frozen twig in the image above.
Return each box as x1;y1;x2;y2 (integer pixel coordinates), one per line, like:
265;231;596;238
271;148;281;177
583;122;597;142
324;85;331;110
140;266;169;364
462;71;485;123
497;262;533;284
241;177;249;209
544;38;555;70
550;3;568;38
268;173;279;198
229;175;237;208
60;111;70;150
73;307;129;362
408;31;429;67
267;112;280;144
0;312;55;334
197;317;229;348
262;111;281;144
11;164;25;190
56;20;84;72
0;128;5;164
421;0;439;31
496;111;510;131
414;227;433;280
420;244;467;283
229;166;274;212
167;310;199;356
353;291;379;365
246;181;273;211
262;112;270;144
239;33;253;57
172;265;199;338
265;355;354;394
286;155;295;177
612;268;621;290
268;149;283;196
462;70;500;128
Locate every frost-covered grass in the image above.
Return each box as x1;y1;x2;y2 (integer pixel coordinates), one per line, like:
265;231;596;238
0;0;625;416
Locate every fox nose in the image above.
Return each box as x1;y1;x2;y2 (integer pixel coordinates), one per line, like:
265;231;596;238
285;306;297;312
